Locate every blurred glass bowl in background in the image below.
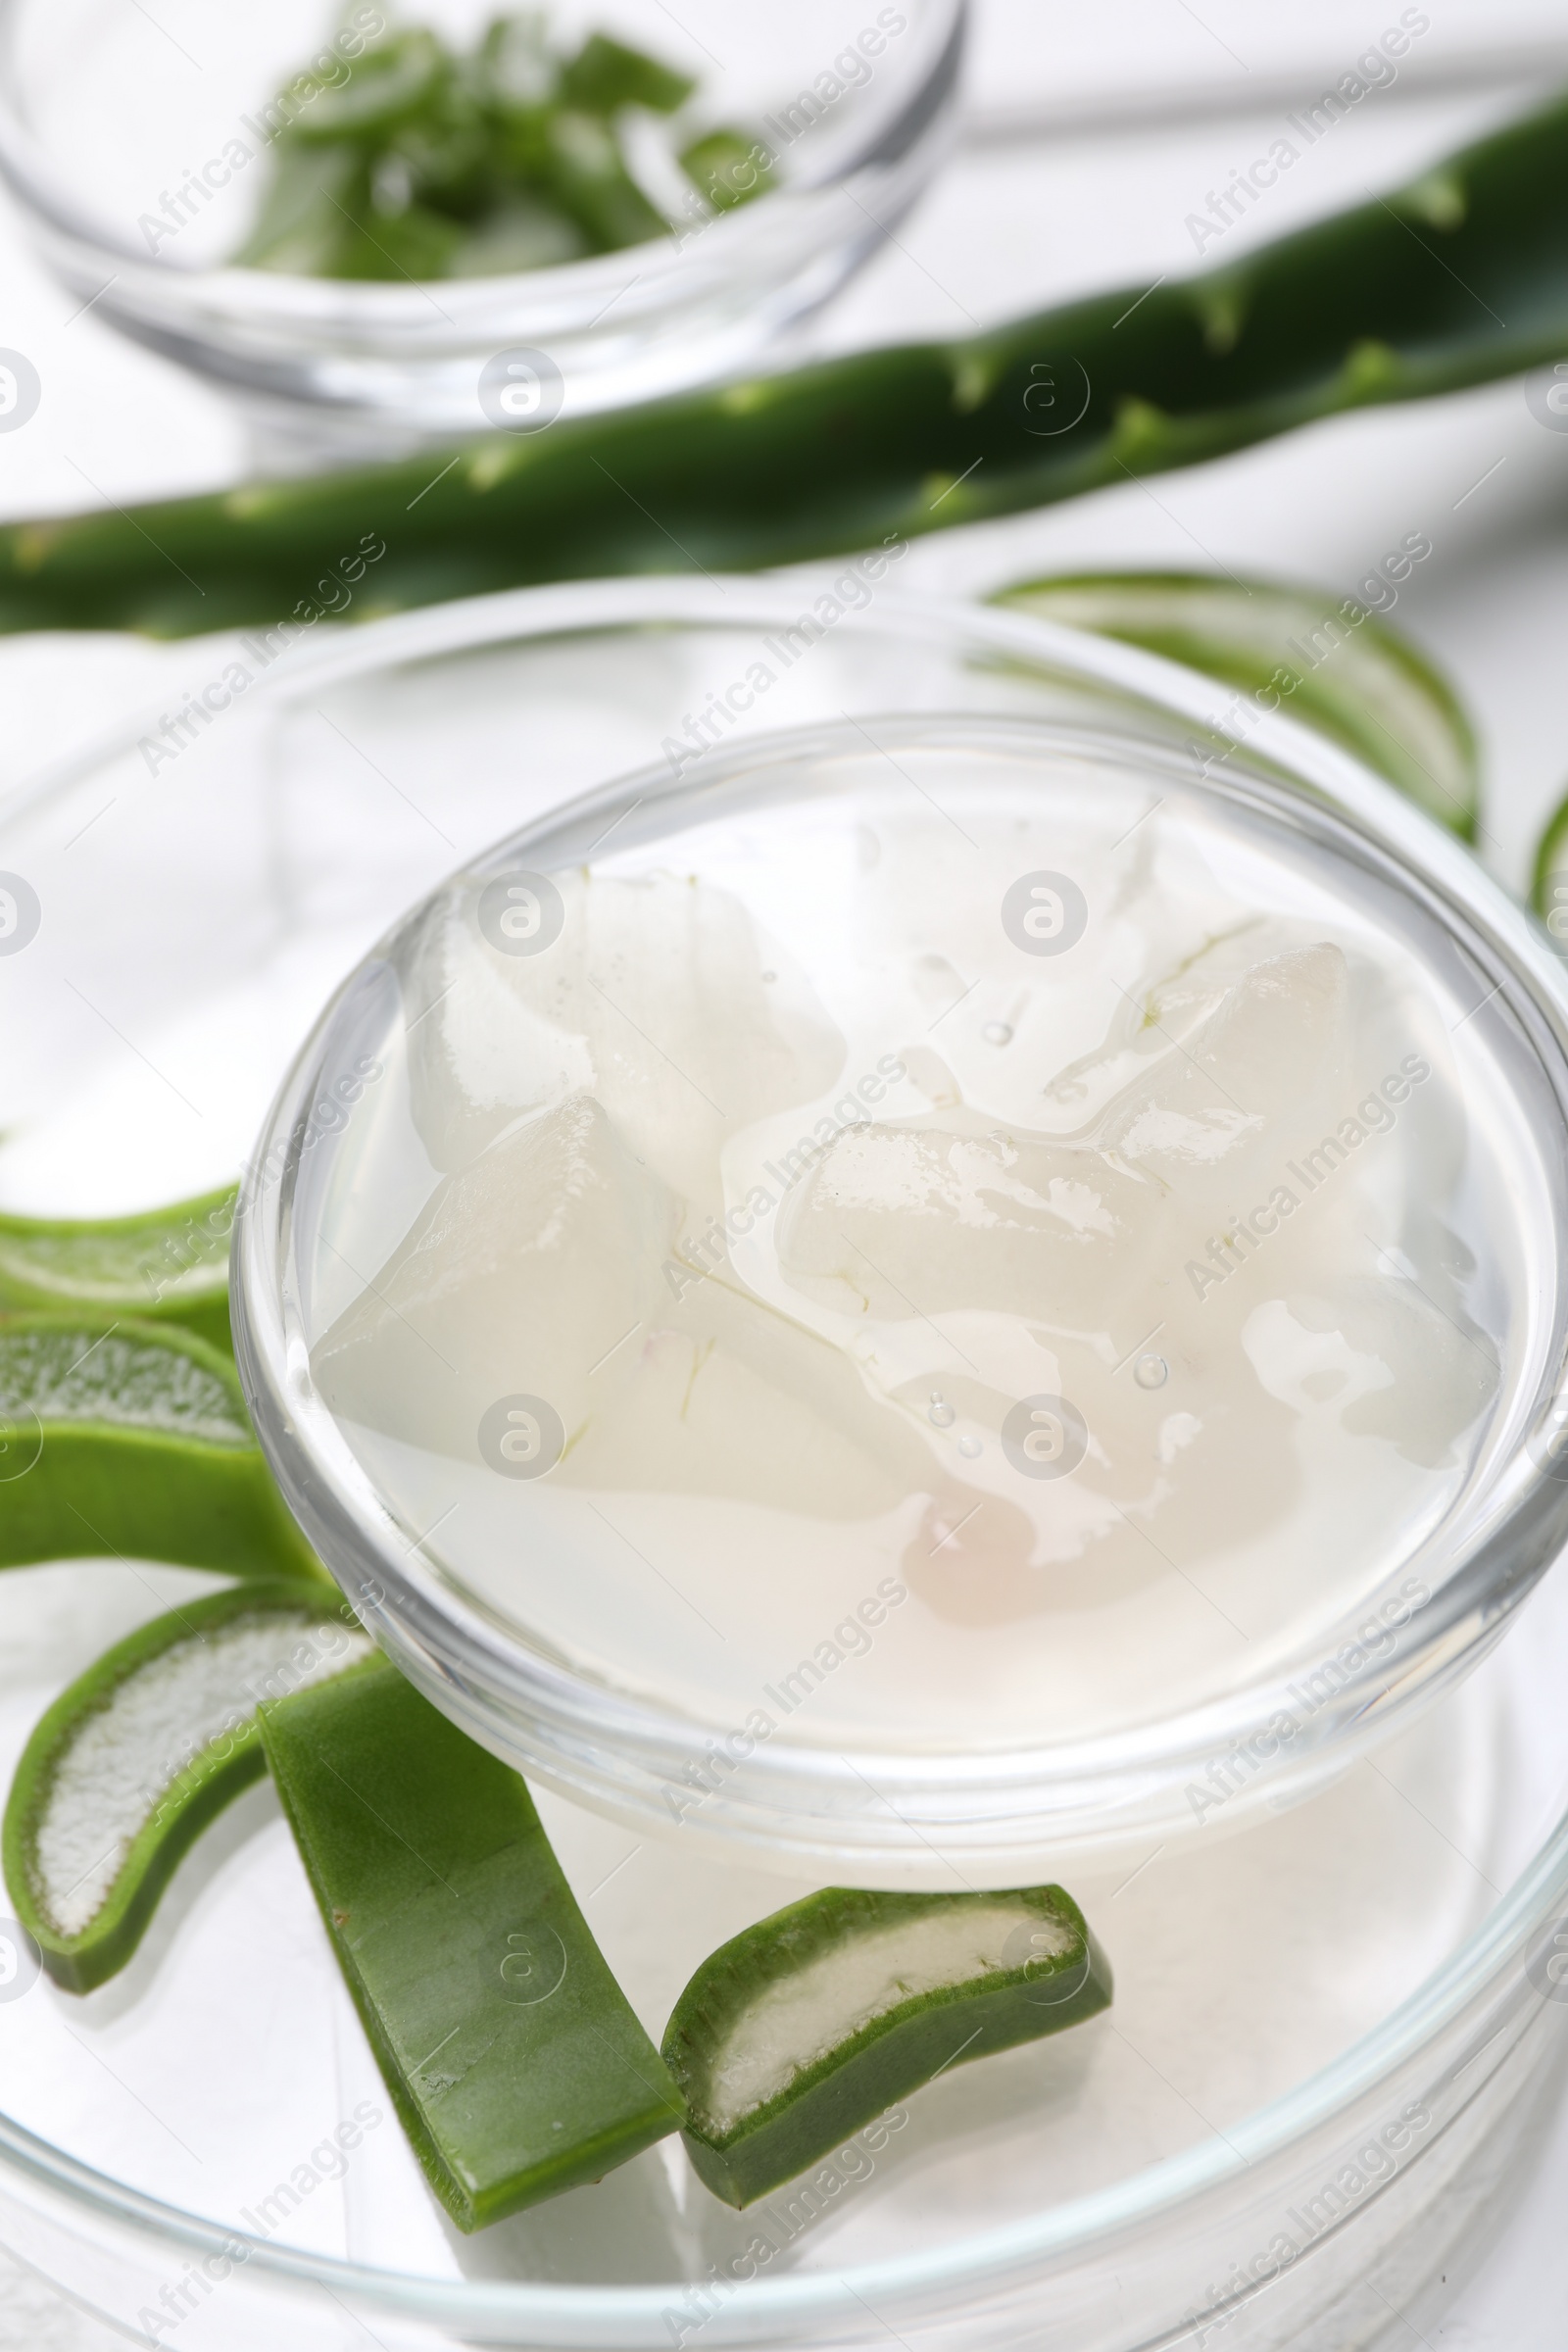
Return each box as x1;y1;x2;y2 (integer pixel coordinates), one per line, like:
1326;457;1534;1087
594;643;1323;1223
0;0;964;457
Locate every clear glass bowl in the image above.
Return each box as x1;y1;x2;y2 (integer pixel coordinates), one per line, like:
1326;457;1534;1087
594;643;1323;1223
0;0;963;453
0;1550;1567;2349
219;580;1568;1884
1;579;1567;2349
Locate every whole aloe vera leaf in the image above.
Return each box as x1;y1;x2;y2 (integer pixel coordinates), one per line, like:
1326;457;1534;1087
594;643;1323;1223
0;92;1564;636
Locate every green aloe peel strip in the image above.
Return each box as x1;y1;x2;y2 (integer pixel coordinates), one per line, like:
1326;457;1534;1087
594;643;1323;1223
994;571;1480;840
662;1886;1112;2208
0;1187;237;1354
259;1660;685;2230
3;1581;370;1993
1;93;1563;637
0;1314;321;1580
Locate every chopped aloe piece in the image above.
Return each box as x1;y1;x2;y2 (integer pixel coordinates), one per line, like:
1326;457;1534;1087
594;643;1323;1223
545;109;668;250
558;32;695;116
233;142;369;272
446;192;589;274
259;1661;684;2230
994;571;1480;841
325;195;466;282
1531;785;1568;941
236;10;709;280
0;1185;235;1354
662;1885;1111;2208
679;128;772;215
473;12;556;111
288;30;450;142
0;1314;320;1581
3;1582;370;1993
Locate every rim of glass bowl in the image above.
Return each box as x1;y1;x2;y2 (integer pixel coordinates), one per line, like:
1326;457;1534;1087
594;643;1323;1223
1;1774;1566;2342
227;578;1568;1881
0;0;964;323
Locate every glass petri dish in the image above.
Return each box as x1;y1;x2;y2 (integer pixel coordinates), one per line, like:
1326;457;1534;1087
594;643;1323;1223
0;1545;1566;2350
0;0;963;453
227;586;1568;1883
1;578;1566;2349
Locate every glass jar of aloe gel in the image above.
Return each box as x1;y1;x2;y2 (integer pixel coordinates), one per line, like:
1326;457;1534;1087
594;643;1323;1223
241;708;1568;1879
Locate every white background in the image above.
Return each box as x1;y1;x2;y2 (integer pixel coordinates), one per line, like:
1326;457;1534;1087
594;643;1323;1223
2;2;1568;2340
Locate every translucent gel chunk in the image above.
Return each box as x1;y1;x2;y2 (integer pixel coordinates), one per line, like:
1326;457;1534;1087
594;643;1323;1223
312;1094;674;1456
401;869;844;1196
302;775;1523;1745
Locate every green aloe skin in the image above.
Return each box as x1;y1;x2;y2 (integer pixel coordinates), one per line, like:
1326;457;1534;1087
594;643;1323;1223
0;93;1561;637
0;1314;322;1579
662;1886;1112;2208
995;570;1480;841
1531;786;1568;939
3;1581;368;1992
0;1187;237;1354
259;1659;686;2230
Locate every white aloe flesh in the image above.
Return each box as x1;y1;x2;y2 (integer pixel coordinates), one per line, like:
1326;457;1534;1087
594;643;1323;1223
661;1886;1108;2205
702;1900;1075;2132
8;1592;374;1989
33;1610;371;1936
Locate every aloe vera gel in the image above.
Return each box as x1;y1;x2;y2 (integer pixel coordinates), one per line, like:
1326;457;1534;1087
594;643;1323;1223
301;729;1531;1751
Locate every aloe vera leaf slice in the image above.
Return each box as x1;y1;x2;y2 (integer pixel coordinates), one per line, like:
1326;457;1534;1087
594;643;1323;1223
3;1581;371;1993
662;1885;1112;2209
258;1659;685;2230
0;1186;236;1354
992;570;1480;842
0;1313;320;1580
1530;786;1568;940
